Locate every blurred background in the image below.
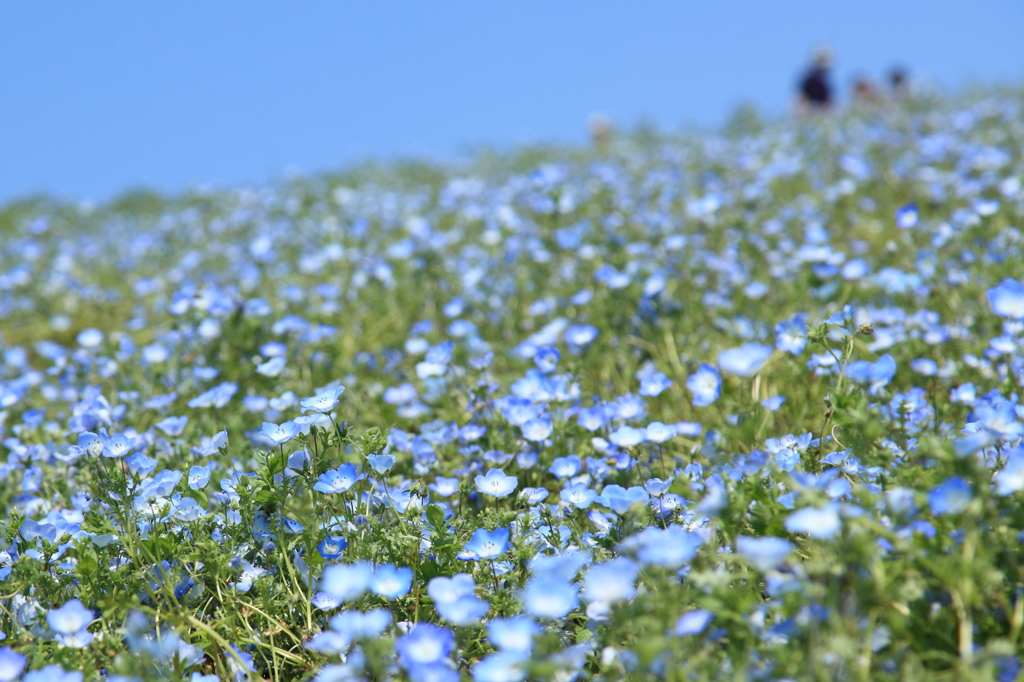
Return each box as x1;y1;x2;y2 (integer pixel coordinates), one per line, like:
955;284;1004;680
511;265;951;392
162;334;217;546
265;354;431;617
1;0;1022;203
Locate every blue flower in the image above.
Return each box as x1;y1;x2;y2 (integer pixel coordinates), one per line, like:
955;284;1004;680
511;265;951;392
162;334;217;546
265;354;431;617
609;425;646;447
0;647;27;682
736;536;794;571
187;463;214;490
487;617;541;653
154;415;189;436
317;536;347;560
395;624;455;666
639;372;672;397
436;594;490;626
255;356;287;377
896;202;919;229
674;609;714;636
560;483;597;509
534;346;560;373
46;599;94;638
260;421;300;445
521;416;553;442
595;484;649;515
686;364;721;407
300;386;345;413
460;527;510;560
717;343;773;377
319;562;374;602
522;576;579;619
548;455;581;478
928;477;972;515
583;557;639;603
472;651;529;682
187;381;237;409
475;469;518;498
785;505;842;538
775;316;807;355
313;464;362;494
366;454;396;474
370;564;413;598
988;279;1024;319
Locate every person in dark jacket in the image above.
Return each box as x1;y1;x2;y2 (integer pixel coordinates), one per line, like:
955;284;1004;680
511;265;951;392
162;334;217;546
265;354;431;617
797;47;834;113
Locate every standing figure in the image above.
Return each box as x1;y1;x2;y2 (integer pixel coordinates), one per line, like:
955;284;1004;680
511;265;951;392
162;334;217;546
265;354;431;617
797;47;834;113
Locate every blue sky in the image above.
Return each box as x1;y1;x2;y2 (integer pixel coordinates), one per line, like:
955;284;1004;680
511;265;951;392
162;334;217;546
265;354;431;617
2;1;1022;203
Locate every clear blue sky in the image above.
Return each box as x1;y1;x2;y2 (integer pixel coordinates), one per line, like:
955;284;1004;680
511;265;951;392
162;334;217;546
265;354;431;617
2;1;1022;203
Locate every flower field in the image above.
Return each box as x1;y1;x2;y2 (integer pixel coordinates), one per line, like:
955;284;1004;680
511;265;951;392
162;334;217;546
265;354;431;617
1;88;1024;682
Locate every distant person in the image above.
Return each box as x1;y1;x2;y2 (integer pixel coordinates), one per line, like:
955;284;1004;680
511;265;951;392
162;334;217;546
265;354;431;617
797;47;834;113
852;75;882;107
587;112;613;147
889;66;909;99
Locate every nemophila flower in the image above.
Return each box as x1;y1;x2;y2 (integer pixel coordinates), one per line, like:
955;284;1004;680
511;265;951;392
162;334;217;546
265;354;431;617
564;323;598;348
396;624;455;666
428;574;476;605
639;372;672;397
47;599;94;648
761;395;786;412
255;356;286;377
988;279;1024;319
366;454;396;475
995;448;1024;496
0;647;27;682
187;463;213;490
21;665;82;682
785;505;842;539
736;536;795;571
460;527;510;561
549;455;581;478
717;343;772;377
436;594;490;626
674;609;714;636
775;316;807;355
317;536;347;560
521;415;553;442
475;468;518;498
488;617;541;653
319;562;374;602
187;381;237;409
300;386;345;413
260;421;300;445
628;526;704;568
314;464;362;494
125;452;158;478
522;576;579;619
561;482;597;509
370;564;413;598
154;415;188;436
577;406;608;431
596;484;649;515
384;383;417;405
645;421;677;443
609;425;646;447
472;651;529;682
77;328;104;348
534;346;560;373
928;477;972;515
896;202;919;229
429;476;459;497
643;477;673;497
687;364;721;407
845;354;897;394
519;487;550;505
583;557;639;603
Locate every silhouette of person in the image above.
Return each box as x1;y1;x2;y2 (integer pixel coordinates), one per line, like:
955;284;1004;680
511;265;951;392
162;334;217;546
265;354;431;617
798;47;834;112
889;66;909;99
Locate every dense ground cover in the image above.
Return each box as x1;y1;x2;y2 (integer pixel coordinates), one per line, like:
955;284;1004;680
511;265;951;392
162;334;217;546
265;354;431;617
1;87;1023;682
